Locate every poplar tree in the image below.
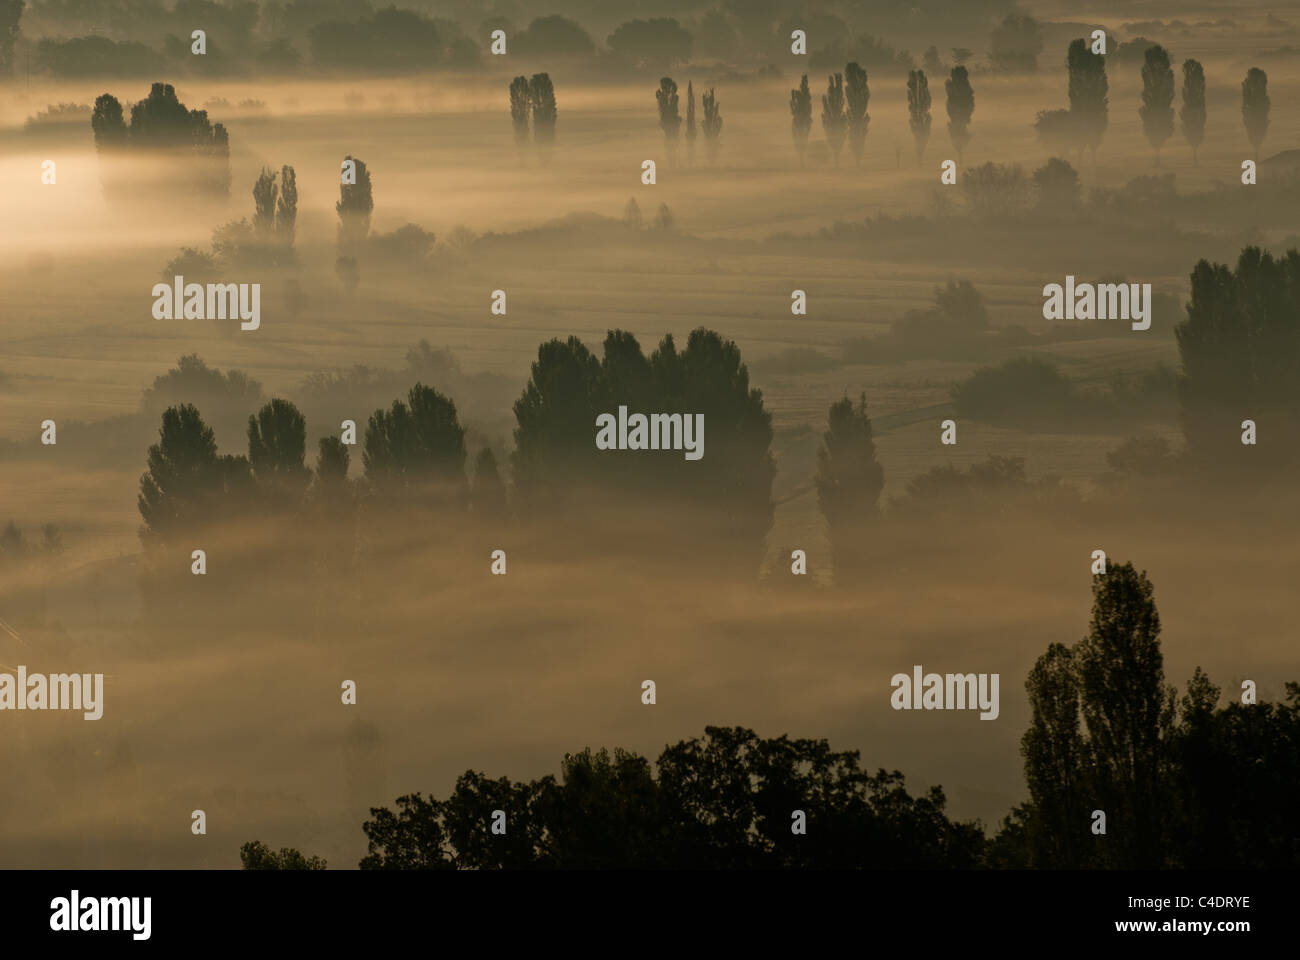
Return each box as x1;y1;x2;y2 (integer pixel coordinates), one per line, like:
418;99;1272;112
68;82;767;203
944;65;974;163
906;69;932;163
656;76;681;166
844;62;870;167
821;73;846;166
1241;67;1269;163
509;75;531;162
701;87;722;163
814;393;884;583
1139;45;1175;165
1180;59;1206;165
530;73;557;166
789;74;812;167
685;80;697;166
1067;38;1108;164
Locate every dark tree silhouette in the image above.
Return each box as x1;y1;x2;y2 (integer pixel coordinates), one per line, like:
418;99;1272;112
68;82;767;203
790;74;812;167
240;841;326;870
701;87;722;163
944;66;974;163
1180;59;1206;165
276;165;297;247
1139;45;1175;165
510;336;605;514
814;393;884;583
655;76;681;166
1067;39;1108;164
1020;642;1089;867
821;73;846;167
607;17;692;70
362;383;468;506
90;93;127;149
1241;67;1269;163
989;12;1042;72
252;167;277;237
685;80;696;166
509;75;531;162
0;0;21;76
1032;157;1081;210
360;726;984;869
315;436;350;492
906;70;932;164
471;447;508;521
1075;562;1175;868
336;155;372;289
529;73;556;166
247;399;310;510
138;404;223;548
1176;246;1300;466
844;62;870;167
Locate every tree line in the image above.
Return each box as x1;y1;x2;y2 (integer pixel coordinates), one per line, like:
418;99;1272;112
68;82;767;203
241;561;1300;869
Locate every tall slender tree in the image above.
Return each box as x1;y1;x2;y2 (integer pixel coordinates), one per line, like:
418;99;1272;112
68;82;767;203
530;73;557;166
944;65;974;163
656;77;681;167
276;165;297;248
253;167;278;237
1241;67;1269;163
247;398;310;509
821;73;847;167
844;62;870;167
789;75;812;167
1180;59;1206;165
1067;38;1108;164
1139;45;1175;165
906;69;932;164
814;393;884;583
685;80;697;166
1075;562;1176;869
1021;642;1089;867
509;75;531;163
335;156;372;290
701;87;722;164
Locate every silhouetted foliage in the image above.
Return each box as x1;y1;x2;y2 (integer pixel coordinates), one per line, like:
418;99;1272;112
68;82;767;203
1139;45;1175;165
951;356;1076;425
510;328;775;573
1241;67;1269;163
700;86;722;163
336;155;372;288
655;76;680;164
1176;246;1300;467
360;726;984;869
789;74;812;167
815;393;884;583
1180;59;1206;165
684;80;696;165
514;15;594;57
906;69;932;164
944;66;974;163
1068;39;1108;162
989;12;1042;72
509;75;531;161
529;73;556;166
821;73;846;166
247;399;310;510
240;840;326;870
362;383;468;508
843;62;870;167
1032;157;1081;210
607;17;692;69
